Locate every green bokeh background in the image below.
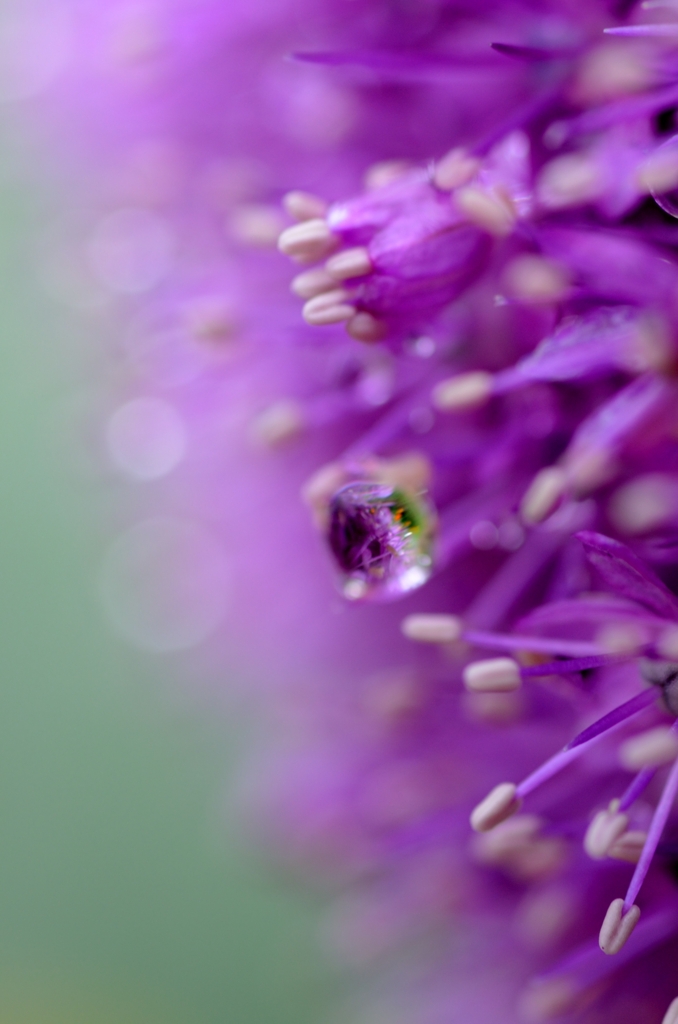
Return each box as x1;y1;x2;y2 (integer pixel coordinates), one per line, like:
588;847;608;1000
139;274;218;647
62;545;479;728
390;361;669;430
0;156;335;1022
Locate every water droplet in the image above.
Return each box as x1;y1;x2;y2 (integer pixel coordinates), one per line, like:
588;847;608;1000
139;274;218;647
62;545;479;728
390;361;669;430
327;481;435;601
649;134;678;218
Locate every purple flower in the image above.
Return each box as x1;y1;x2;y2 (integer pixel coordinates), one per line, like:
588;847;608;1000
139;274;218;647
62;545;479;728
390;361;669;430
36;0;678;1021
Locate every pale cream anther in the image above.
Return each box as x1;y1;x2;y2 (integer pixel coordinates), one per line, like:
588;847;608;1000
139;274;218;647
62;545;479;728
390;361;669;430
230;204;285;247
302;289;355;326
584;804;629;860
463;658;521;694
596;621;647;656
374;451;433;493
434;147;481;191
470;782;520;832
282;190;328;222
599;898;640;955
463;689;525;725
608;473;677;535
608;830;647;864
291;268;337;300
502;254;570;305
637;151;678;195
658;624;678;661
619;726;678;770
346;312;386;343
401;613;463;645
571;41;653;106
326;246;372;280
455;185;517;236
302;461;347;529
363;159;413;191
472;814;539;861
518;976;578;1023
520;467;567;524
250;399;304;447
662;996;678;1024
537;154;602;210
277;218;339;263
432;371;493;413
565;448;617;494
472;814;565;882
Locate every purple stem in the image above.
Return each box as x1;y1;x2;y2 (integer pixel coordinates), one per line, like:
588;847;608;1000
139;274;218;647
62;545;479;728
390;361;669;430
463;527;565;630
461;630;605;658
619;766;658;813
564;82;678;139
566;689;657;750
516;689;657;800
624;722;678;912
520;653;632;678
533;907;678;992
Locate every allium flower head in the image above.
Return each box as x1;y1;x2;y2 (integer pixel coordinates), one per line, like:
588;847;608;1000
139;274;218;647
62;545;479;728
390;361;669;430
33;0;678;1021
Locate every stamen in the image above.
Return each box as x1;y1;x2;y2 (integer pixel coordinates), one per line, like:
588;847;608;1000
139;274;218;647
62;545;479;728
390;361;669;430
277;218;339;263
291;267;336;299
520;652;631;678
520;467;567;524
619;765;657;811
464;657;521;693
433;147;480;191
471;814;566;882
604;24;678;37
501;254;570;304
325;246;372;280
250;399;304;446
431;371;493;412
302;289;356;326
609;830;647;864
455;185;516;236
584;801;629;859
401;613;462;644
461;630;604;658
282;190;328;221
622;741;678;911
346;312;386;343
363;159;413;191
537;154;601;210
619;726;678;770
566;689;657;750
230;204;286;247
599;898;640;955
470;782;521;832
403;616;604;657
608;473;678;535
463;523;571;631
662;997;678;1024
515;689;658;801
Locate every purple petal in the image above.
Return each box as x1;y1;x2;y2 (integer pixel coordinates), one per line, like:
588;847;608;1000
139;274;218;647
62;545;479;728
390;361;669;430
577;531;678;620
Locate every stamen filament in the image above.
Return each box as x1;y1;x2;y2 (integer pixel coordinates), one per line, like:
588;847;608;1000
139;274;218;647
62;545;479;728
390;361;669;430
623;726;678;912
520;652;632;678
516;689;657;800
619;765;658;812
461;629;606;658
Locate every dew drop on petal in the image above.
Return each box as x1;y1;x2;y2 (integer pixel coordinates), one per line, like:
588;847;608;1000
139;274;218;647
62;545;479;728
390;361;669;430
99;518;230;651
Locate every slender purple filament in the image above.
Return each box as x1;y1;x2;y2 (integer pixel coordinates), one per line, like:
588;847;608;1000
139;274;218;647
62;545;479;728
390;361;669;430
624;722;678;912
516;688;657;800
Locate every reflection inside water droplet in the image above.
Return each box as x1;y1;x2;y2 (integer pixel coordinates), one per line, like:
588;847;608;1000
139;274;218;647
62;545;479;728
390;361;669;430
327;481;435;601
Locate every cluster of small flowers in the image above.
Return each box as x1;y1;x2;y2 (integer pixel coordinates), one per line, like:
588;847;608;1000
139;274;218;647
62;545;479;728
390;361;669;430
36;0;678;1020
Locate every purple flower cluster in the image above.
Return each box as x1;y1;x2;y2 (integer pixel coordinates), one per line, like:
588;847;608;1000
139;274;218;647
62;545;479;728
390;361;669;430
37;0;678;1021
